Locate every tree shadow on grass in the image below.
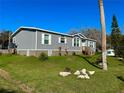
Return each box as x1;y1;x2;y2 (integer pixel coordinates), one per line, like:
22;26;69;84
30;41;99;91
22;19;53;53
117;76;124;82
76;55;102;69
0;88;17;93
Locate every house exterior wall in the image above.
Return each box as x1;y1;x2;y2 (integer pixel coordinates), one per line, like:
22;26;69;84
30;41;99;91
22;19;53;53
12;29;96;56
82;40;87;46
37;31;82;51
87;40;96;52
13;30;36;49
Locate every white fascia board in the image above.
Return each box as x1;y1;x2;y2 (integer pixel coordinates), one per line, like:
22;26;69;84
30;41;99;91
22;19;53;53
86;38;97;42
72;33;96;42
15;26;72;37
12;26;96;42
72;33;87;39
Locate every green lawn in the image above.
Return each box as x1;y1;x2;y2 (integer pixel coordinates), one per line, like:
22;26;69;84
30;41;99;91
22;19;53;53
0;54;124;93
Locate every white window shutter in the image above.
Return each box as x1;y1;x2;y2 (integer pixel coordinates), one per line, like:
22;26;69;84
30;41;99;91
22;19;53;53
58;37;61;43
65;37;67;44
92;42;93;48
87;40;89;47
41;33;44;44
79;39;81;47
49;34;51;45
93;42;95;48
94;42;96;48
13;37;16;43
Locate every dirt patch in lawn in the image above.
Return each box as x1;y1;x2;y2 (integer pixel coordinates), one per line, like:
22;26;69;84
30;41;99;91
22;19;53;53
0;68;35;93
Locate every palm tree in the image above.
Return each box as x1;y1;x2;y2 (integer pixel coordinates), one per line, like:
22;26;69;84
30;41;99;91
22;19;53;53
99;0;107;70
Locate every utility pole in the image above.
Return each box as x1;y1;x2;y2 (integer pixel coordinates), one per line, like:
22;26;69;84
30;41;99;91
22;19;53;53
99;0;107;70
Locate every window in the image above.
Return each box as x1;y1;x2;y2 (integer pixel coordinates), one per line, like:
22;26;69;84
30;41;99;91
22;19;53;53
82;39;86;42
59;36;67;44
41;34;51;45
89;42;93;48
60;37;65;43
73;37;80;47
77;38;79;47
13;37;16;43
44;34;49;44
74;38;76;46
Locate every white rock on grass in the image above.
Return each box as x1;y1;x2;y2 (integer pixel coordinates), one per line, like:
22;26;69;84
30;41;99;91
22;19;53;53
77;74;90;79
81;69;87;75
59;72;71;77
74;70;80;75
77;75;85;79
59;68;95;79
84;74;90;79
88;71;95;75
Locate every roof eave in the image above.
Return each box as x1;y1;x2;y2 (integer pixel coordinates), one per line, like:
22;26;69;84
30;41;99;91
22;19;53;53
11;26;73;37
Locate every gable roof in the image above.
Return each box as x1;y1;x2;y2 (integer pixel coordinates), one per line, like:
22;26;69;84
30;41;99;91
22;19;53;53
72;33;87;39
11;26;72;37
72;33;96;41
12;26;96;42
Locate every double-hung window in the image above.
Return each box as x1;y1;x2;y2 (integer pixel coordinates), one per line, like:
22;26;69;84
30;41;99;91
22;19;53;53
41;33;51;45
89;41;93;48
44;34;49;44
74;38;76;46
73;37;80;47
59;36;67;44
77;38;80;47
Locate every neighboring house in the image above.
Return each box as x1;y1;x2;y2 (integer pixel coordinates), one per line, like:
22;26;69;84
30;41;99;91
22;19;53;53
11;26;96;56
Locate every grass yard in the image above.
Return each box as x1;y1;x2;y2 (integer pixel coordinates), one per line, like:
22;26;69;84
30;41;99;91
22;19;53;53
0;54;124;93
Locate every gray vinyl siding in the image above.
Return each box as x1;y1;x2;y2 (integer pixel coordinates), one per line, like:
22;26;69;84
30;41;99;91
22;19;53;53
12;29;96;52
37;31;81;50
13;30;35;49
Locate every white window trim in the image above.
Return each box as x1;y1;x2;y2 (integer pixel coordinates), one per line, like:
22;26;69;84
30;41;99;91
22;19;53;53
49;34;51;45
72;37;81;47
72;38;74;47
65;38;67;44
41;33;44;44
79;39;81;47
41;33;51;45
89;41;93;48
58;37;61;43
58;36;67;44
13;37;16;43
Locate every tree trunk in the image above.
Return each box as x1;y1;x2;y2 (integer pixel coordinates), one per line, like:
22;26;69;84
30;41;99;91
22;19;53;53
99;0;107;70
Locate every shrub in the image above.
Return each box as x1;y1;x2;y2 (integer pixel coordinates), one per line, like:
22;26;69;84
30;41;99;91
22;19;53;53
95;56;102;65
39;52;48;61
72;52;76;56
114;46;124;58
65;49;68;56
58;47;62;56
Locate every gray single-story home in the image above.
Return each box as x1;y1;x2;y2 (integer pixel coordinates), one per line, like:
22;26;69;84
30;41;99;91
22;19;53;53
11;26;96;56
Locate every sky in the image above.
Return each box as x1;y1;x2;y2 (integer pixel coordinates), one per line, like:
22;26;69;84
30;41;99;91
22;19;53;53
0;0;124;34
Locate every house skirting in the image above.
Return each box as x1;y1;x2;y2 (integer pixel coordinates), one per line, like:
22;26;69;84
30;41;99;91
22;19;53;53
17;49;82;56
